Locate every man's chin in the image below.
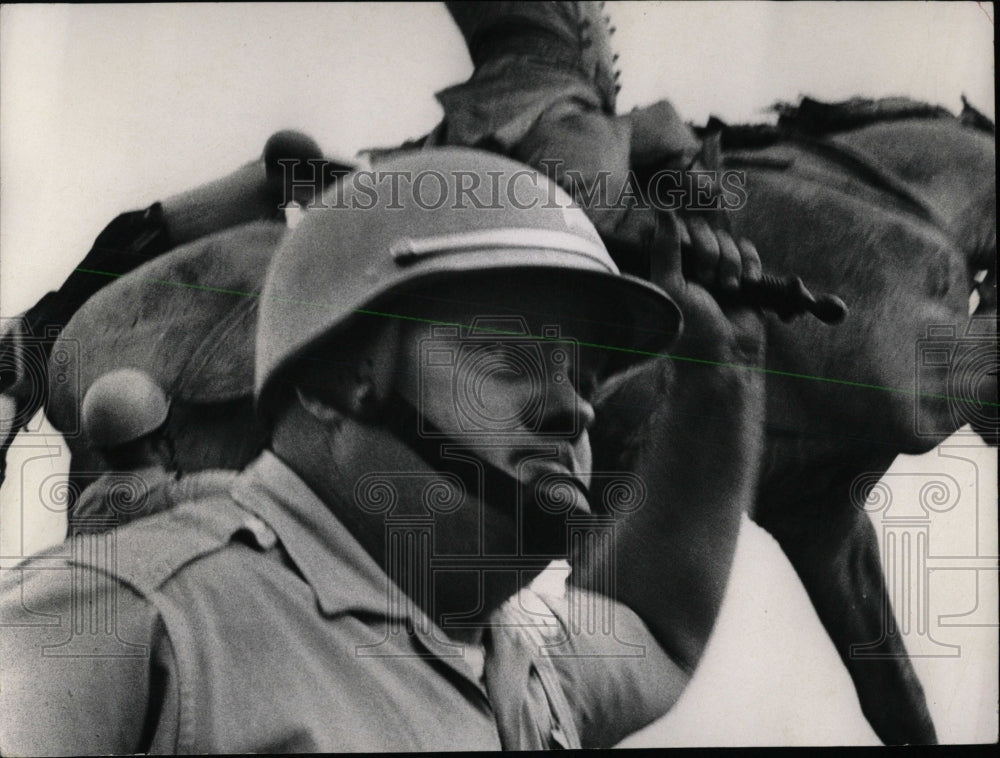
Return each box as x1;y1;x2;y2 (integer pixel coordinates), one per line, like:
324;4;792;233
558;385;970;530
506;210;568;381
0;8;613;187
465;452;592;559
519;480;590;559
527;466;592;517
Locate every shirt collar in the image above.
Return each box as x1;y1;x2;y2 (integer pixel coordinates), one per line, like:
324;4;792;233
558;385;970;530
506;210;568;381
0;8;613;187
230;451;486;685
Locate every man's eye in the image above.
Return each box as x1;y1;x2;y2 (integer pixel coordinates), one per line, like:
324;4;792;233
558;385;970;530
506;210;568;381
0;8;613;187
576;347;610;397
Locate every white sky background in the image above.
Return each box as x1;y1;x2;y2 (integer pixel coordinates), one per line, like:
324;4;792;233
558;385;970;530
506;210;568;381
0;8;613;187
0;1;996;747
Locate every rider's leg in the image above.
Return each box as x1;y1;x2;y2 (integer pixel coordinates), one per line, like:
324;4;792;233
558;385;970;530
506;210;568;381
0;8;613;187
510;102;674;279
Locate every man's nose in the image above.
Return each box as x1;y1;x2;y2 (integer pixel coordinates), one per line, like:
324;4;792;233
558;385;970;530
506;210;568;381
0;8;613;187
535;376;595;437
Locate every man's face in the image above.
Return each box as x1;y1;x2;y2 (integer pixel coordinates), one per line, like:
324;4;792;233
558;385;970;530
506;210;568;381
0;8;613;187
393;275;609;551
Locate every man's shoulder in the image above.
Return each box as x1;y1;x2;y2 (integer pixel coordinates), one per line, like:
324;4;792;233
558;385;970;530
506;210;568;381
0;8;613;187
92;485;275;595
128;491;273;581
71;467;175;524
3;482;274;608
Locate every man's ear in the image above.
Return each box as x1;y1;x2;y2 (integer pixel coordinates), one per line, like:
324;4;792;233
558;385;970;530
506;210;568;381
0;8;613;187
296;317;401;423
356;318;401;411
295;386;344;425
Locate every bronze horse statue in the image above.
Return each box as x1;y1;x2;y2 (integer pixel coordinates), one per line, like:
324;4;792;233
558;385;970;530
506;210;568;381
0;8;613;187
717;98;996;745
42;98;996;745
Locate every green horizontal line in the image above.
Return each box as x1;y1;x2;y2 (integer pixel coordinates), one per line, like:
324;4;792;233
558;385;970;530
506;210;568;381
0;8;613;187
74;266;999;409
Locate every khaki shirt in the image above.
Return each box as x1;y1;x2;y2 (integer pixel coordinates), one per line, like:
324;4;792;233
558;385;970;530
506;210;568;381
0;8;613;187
70;467;238;530
0;452;685;753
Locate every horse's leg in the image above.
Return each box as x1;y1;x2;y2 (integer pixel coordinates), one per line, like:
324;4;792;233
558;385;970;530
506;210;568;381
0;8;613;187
754;457;938;746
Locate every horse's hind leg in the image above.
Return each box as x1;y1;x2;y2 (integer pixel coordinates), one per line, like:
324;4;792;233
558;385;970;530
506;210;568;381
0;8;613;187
755;462;938;745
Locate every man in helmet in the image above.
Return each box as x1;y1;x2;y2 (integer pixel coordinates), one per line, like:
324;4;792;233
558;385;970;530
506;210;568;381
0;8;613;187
0;149;765;752
71;368;235;530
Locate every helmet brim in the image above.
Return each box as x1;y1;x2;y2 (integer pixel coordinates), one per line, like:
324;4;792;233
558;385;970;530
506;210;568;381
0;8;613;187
257;246;682;413
363;259;683;360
